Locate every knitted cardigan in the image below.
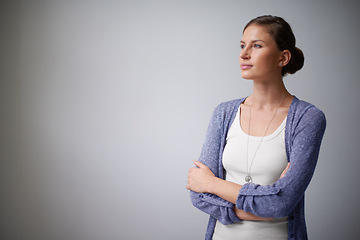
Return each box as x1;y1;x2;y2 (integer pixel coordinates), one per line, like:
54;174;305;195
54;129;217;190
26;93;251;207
190;96;326;240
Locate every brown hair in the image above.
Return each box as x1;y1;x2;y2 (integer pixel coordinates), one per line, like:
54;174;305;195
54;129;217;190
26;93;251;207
244;15;304;76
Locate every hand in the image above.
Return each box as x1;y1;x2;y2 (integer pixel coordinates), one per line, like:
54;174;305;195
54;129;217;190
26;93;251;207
280;162;291;179
186;160;216;193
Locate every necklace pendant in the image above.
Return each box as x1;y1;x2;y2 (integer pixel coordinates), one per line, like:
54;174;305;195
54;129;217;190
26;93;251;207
245;175;252;183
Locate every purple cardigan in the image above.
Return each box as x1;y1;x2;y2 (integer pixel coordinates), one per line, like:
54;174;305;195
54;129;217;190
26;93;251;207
190;96;326;240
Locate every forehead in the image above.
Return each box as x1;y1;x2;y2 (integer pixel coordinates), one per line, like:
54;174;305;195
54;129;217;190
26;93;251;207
241;24;273;42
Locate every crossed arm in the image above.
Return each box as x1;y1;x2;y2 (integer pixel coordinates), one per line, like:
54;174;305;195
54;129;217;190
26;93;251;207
186;160;290;221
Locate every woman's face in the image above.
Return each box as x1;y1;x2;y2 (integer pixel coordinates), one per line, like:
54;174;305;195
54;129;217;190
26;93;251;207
239;24;283;81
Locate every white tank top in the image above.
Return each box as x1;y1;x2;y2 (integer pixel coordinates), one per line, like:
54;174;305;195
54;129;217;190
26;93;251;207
213;106;288;240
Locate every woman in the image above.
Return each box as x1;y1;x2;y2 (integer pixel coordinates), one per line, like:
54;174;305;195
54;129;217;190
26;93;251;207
186;15;326;240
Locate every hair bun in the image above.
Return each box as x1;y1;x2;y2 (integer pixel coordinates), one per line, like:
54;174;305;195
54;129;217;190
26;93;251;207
286;47;304;75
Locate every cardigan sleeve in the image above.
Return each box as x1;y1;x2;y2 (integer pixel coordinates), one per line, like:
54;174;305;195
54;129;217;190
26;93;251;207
190;104;241;225
236;106;326;218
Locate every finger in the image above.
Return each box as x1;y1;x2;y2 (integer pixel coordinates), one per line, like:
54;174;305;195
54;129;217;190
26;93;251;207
280;162;291;178
282;163;290;172
285;162;291;170
193;160;205;168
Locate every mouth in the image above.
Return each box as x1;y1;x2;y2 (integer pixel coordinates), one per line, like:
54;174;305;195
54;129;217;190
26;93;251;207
241;64;253;70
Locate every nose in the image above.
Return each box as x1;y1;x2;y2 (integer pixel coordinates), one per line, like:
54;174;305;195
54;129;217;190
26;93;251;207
240;46;250;60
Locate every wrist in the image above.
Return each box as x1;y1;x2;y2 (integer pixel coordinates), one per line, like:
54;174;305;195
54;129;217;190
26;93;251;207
207;177;222;195
207;178;242;204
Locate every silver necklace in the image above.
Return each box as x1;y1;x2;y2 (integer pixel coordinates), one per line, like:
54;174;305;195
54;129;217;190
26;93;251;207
244;93;286;183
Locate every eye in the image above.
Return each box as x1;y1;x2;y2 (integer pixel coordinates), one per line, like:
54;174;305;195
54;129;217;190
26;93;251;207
240;44;246;49
253;44;262;48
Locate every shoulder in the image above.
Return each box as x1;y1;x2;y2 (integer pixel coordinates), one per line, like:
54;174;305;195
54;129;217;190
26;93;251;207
208;98;245;131
213;98;245;115
291;97;326;120
289;96;326;132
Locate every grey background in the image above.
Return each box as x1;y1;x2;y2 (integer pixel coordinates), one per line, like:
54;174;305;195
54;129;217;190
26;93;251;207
1;0;359;239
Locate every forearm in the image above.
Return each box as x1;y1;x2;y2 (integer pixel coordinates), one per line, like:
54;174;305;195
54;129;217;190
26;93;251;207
234;207;272;221
208;178;272;221
188;161;285;221
208;177;242;205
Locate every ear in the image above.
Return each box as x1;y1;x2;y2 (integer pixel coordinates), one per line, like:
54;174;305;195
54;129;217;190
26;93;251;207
279;50;291;67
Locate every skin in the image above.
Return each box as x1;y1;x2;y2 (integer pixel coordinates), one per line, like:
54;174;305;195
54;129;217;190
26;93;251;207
187;24;293;221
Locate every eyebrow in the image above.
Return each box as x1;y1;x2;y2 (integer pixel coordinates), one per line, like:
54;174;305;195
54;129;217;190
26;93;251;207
240;40;266;44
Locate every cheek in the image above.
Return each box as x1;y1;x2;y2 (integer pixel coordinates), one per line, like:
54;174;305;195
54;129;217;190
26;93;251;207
258;52;278;67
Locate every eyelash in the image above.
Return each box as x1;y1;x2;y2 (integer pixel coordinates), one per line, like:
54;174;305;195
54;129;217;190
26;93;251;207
240;44;262;49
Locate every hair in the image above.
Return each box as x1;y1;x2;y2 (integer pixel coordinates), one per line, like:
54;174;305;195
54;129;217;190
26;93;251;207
243;15;304;76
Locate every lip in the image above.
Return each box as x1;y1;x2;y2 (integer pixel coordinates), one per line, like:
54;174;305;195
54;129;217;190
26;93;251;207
240;64;253;70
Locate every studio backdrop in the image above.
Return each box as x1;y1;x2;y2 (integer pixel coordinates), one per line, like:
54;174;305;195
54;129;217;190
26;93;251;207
1;0;360;239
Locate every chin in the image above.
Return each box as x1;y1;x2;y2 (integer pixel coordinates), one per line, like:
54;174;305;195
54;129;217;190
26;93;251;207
241;73;253;80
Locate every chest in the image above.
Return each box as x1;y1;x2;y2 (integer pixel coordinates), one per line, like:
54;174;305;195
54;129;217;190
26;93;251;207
240;104;289;137
222;107;288;185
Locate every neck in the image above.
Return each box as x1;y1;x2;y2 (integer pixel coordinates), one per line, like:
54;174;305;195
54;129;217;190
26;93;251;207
250;79;289;109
